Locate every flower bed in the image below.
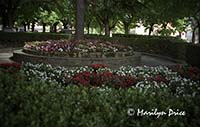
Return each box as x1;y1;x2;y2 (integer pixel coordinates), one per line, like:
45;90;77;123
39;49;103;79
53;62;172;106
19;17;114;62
23;39;133;57
1;63;200;127
21;63;200;97
1;71;200;127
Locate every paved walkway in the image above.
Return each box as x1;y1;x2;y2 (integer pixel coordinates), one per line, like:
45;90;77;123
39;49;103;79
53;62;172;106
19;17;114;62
0;48;179;66
140;55;177;66
0;48;20;64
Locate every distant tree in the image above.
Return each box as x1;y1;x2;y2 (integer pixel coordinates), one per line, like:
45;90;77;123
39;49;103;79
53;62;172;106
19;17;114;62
37;8;50;32
0;0;51;30
185;0;200;43
0;0;21;30
116;0;144;34
89;0;119;36
54;0;75;29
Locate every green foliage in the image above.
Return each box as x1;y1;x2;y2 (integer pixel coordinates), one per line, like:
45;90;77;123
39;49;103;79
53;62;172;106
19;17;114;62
88;0;121;35
1;71;200;127
85;34;200;66
186;44;200;67
87;34;200;68
54;0;75;26
0;32;70;48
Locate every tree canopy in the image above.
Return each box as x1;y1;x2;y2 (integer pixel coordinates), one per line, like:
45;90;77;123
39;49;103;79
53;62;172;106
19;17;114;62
0;0;200;42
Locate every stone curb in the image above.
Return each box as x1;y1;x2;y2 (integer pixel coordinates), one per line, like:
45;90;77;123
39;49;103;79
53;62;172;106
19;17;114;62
12;49;141;69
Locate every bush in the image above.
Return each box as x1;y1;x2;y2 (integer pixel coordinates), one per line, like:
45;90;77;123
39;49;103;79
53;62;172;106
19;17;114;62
1;33;200;68
112;34;180;40
1;63;200;127
85;34;200;68
186;44;200;67
1;71;200;127
116;37;186;60
21;63;200;96
0;32;70;48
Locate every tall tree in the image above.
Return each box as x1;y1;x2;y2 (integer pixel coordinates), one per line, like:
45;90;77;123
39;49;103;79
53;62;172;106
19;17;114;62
75;0;85;40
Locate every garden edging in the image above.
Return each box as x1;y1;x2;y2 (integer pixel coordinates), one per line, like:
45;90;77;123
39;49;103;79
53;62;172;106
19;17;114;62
12;49;141;68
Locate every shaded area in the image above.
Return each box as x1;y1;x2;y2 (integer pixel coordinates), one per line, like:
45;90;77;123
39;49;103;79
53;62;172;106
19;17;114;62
140;55;178;66
0;48;18;64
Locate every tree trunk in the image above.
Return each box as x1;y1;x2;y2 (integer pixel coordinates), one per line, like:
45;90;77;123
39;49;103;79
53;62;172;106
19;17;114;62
75;0;85;40
149;23;154;35
2;15;7;31
105;21;110;36
8;12;14;28
178;32;182;38
64;24;67;29
99;24;103;35
192;27;197;44
87;23;90;34
53;22;59;33
31;22;35;32
2;12;14;29
22;21;27;32
42;23;46;33
63;22;68;29
23;23;26;32
54;25;57;33
27;23;30;31
197;21;200;44
50;25;54;32
124;23;129;34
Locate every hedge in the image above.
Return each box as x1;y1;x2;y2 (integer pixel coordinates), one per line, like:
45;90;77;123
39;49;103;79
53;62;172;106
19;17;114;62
112;34;180;40
0;32;70;48
0;32;200;68
1;71;200;127
186;44;200;67
85;35;200;68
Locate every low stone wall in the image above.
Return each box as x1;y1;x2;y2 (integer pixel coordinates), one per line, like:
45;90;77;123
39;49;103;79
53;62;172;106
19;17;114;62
12;50;141;68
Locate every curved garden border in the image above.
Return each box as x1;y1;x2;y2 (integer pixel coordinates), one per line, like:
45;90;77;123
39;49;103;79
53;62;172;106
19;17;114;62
12;49;141;68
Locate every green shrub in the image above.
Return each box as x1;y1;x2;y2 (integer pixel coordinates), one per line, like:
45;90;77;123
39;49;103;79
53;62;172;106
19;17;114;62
112;34;180;40
85;34;200;68
186;44;200;67
0;32;70;48
1;33;200;68
85;35;186;59
1;71;200;127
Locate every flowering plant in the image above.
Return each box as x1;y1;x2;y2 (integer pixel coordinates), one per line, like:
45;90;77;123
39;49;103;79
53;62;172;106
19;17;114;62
90;63;107;70
72;71;136;88
22;63;200;97
23;39;133;56
0;63;21;73
170;64;200;81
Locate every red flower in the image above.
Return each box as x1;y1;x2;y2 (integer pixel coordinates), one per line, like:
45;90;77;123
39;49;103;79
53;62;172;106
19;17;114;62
188;67;195;73
71;71;136;88
0;63;21;69
0;63;21;73
90;64;107;70
155;75;167;83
